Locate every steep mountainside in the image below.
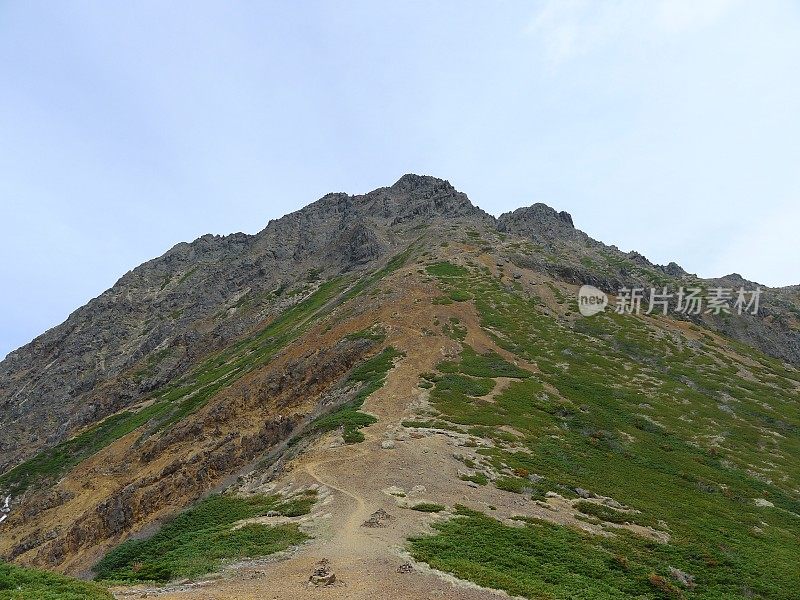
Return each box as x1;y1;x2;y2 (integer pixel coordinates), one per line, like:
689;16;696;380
0;175;489;475
1;175;798;599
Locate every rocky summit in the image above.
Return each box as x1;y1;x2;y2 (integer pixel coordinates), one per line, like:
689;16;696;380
0;175;799;599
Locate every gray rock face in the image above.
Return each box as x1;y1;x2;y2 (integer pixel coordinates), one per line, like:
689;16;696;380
1;174;798;475
661;262;689;277
497;203;584;248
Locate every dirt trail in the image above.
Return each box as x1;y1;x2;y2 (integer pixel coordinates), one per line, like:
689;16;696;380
109;268;617;599
116;392;506;599
112;273;512;599
301;441;370;553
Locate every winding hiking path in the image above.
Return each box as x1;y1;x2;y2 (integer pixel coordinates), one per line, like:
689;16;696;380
112;277;512;599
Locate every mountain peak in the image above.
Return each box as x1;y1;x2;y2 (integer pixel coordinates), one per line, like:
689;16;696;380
496;202;580;246
389;173;454;193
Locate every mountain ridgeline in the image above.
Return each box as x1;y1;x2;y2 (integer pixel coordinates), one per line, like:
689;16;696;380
2;175;796;476
0;175;798;599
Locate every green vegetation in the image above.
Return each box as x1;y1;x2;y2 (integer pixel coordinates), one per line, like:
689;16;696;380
411;507;693;600
176;267;197;287
0;562;112;600
401;419;461;431
448;290;472;302
545;281;567;304
94;492;313;583
460;472;489;486
575;501;655;528
437;345;530;379
153;278;347;431
426;262;469;278
0;403;165;496
311;347;403;443
494;475;545;496
425;348;540;432
434;373;495;397
442;318;467;341
311;403;376;444
344;325;386;343
411;503;446;513
132;347;175;382
599;251;671;288
339;242;416;305
414;261;800;599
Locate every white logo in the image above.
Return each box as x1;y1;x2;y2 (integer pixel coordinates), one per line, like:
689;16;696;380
578;285;608;317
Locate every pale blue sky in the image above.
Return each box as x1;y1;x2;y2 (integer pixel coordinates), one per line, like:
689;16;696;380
2;1;799;358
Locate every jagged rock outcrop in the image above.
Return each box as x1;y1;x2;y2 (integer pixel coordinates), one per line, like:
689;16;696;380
497;203;583;247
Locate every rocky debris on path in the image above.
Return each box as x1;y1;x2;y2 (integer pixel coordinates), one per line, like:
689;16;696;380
381;440;395;449
309;559;336;587
396;562;414;574
244;571;266;580
362;508;394;528
409;485;426;497
669;566;696;589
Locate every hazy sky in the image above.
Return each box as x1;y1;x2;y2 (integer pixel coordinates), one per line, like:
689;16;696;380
2;0;799;358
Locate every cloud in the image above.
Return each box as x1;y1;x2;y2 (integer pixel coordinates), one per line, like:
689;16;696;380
527;0;737;64
525;0;621;64
704;202;800;287
657;0;737;33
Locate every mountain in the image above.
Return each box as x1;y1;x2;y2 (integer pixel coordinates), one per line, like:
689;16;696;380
0;175;487;475
1;175;798;599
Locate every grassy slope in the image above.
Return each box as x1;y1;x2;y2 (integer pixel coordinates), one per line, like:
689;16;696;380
0;562;111;600
411;261;800;599
311;346;404;443
93;492;314;583
0;403;165;497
